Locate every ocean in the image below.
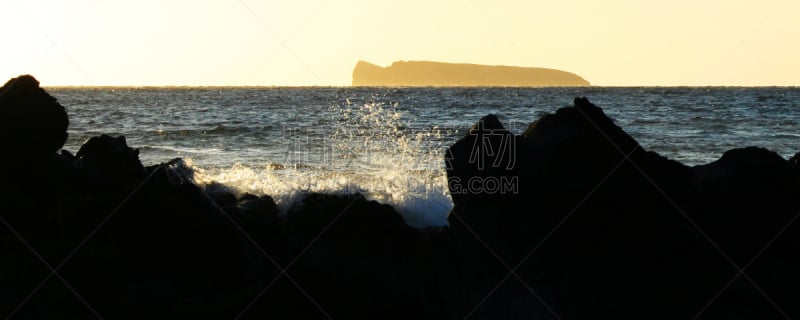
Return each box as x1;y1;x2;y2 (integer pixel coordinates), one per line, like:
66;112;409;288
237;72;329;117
49;87;800;227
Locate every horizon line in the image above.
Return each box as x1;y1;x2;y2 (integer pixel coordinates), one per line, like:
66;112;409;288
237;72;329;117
42;84;800;89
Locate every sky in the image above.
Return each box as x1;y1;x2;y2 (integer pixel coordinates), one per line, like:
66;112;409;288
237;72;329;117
1;0;798;86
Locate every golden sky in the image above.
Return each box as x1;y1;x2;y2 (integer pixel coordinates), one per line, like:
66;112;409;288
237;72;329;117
1;0;798;86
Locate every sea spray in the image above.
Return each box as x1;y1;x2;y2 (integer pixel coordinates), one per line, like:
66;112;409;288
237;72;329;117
191;101;454;228
55;87;800;227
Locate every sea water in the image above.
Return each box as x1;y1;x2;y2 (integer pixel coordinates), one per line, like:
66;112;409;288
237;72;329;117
50;87;800;227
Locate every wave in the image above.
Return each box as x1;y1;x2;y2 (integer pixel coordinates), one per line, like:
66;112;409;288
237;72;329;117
187;159;452;228
771;132;800;139
140;145;225;154
151;125;272;136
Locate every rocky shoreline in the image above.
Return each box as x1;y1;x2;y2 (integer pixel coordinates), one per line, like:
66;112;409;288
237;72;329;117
2;75;799;319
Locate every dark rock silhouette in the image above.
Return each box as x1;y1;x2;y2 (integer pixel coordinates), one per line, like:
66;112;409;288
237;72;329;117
790;151;800;181
0;76;426;319
2;75;799;319
353;60;590;87
442;97;800;318
1;145;271;318
74;135;148;189
282;193;424;318
0;75;68;159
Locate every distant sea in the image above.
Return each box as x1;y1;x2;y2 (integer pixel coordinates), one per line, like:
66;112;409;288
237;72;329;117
49;87;800;227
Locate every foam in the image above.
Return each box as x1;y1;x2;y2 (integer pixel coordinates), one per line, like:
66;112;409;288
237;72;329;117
190;162;452;228
188;101;455;228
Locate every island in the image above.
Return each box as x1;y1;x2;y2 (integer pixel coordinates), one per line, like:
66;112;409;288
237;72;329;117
352;60;590;87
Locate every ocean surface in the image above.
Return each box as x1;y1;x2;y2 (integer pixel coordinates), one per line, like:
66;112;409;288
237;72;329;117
49;87;800;227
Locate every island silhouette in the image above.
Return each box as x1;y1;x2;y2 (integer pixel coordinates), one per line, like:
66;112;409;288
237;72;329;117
352;60;590;87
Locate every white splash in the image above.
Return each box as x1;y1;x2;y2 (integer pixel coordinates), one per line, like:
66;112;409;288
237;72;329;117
190;101;455;228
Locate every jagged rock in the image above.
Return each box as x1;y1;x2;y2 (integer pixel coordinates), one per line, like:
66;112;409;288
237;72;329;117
75;135;147;189
442;97;800;319
5;76;800;319
693;147;800;260
2;149;273;319
790;151;800;181
226;193;286;265
445;114;525;204
283;193;424;319
0;75;68;159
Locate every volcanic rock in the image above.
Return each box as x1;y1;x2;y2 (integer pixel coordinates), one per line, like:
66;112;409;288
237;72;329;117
0;75;68;159
441;97;800;318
